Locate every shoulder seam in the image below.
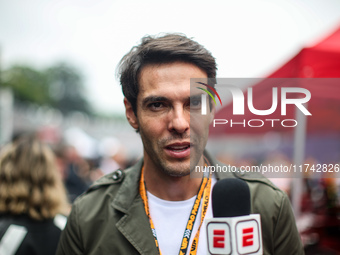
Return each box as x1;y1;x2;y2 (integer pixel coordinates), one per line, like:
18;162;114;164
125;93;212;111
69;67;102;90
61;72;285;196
86;170;125;194
237;175;281;191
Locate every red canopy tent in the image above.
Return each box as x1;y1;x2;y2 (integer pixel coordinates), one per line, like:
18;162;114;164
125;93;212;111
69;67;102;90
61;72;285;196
211;26;340;136
210;26;340;244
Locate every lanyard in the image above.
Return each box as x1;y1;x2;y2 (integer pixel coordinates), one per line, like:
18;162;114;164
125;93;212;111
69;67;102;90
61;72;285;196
139;166;211;255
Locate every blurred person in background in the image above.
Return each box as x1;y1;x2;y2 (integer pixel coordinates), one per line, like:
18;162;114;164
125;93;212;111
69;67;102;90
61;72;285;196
98;136;128;175
0;135;69;255
53;143;90;203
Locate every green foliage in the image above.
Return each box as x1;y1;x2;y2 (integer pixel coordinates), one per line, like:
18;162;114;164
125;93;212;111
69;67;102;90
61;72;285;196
45;63;91;114
1;62;92;115
2;65;50;104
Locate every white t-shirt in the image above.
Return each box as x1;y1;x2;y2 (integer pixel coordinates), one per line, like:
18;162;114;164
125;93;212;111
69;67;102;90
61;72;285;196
147;177;217;255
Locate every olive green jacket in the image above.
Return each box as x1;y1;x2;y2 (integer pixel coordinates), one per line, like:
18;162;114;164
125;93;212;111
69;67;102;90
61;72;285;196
56;153;304;255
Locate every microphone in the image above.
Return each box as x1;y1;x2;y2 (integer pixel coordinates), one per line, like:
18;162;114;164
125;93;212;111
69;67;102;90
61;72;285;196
212;178;251;217
206;178;263;254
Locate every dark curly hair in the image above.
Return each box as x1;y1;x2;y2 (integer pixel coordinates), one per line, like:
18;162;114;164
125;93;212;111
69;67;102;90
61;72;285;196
117;33;217;115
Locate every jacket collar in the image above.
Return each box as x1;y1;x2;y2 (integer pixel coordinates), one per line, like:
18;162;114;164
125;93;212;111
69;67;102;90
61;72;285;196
111;158;159;254
111;150;236;212
110;151;236;254
203;150;236;180
111;158;144;213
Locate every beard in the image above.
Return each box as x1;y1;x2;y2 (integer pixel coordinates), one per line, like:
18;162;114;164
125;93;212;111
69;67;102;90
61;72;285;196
140;130;205;177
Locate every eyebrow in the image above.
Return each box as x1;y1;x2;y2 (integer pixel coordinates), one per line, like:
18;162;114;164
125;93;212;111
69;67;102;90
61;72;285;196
142;96;169;106
142;95;199;106
190;94;202;101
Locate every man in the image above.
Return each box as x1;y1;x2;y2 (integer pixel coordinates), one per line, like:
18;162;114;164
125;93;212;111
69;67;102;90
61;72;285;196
56;34;304;254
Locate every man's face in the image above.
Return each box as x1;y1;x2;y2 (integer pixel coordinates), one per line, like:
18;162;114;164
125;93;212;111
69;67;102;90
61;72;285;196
125;61;214;177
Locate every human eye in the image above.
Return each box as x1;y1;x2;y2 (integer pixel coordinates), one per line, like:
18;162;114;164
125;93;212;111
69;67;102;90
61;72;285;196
190;96;201;110
148;102;165;111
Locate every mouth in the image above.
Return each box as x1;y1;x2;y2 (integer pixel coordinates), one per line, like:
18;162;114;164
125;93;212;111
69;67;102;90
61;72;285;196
164;142;191;158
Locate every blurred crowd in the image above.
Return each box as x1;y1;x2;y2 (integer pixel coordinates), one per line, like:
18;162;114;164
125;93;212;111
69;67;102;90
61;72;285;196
1;128;340;254
0;127;136;254
36;127;135;203
218;152;340;254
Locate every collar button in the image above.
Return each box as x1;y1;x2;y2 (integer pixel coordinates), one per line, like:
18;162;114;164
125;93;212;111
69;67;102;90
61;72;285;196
112;169;124;182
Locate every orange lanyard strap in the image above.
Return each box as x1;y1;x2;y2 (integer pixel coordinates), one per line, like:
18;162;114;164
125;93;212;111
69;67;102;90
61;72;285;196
139;166;211;255
139;166;162;254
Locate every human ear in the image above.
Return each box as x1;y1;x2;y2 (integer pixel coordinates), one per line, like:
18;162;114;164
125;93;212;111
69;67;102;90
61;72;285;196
124;98;139;130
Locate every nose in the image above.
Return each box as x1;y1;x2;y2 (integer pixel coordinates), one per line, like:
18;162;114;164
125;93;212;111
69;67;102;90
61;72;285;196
168;106;189;134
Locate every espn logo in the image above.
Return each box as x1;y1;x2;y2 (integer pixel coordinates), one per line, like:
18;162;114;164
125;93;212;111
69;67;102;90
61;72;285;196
206;215;262;255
